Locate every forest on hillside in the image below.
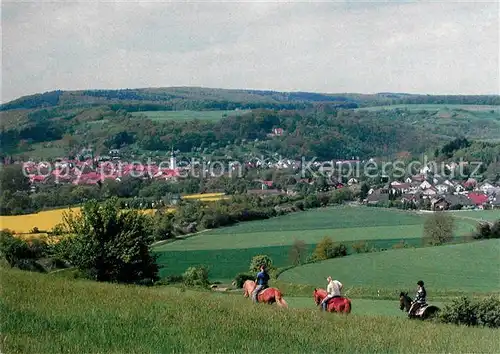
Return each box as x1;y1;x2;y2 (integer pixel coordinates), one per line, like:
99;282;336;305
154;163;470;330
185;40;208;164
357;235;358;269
0;88;499;161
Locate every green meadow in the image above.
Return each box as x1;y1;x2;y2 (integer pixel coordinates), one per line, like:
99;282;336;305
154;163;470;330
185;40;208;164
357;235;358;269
2;268;499;354
278;239;500;294
131;109;251;121
153;206;478;281
450;209;500;222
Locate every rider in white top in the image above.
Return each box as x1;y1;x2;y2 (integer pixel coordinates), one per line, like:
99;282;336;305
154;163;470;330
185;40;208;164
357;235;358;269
320;276;343;311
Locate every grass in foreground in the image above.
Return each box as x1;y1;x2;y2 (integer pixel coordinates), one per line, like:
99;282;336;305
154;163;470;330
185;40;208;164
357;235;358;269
2;268;499;353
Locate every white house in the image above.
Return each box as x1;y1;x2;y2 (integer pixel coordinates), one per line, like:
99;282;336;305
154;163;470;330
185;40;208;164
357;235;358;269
435;184;450;194
420;180;433;190
422;187;438;197
391;183;411;194
478;182;495;194
444;179;455;187
454;184;466;193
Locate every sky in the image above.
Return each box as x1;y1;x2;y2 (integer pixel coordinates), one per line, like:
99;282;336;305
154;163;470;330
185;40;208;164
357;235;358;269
2;0;499;103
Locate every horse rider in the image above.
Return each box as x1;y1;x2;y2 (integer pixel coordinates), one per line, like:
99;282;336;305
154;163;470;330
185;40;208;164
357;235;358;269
319;276;343;311
408;280;427;317
252;264;270;303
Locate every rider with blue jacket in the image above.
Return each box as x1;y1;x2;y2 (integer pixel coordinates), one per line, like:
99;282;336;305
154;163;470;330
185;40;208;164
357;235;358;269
252;264;270;303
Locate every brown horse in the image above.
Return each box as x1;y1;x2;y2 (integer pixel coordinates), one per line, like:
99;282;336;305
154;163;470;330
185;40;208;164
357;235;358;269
313;288;352;314
243;280;288;307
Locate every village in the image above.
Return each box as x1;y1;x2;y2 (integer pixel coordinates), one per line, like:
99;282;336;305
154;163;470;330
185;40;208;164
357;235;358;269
11;146;500;211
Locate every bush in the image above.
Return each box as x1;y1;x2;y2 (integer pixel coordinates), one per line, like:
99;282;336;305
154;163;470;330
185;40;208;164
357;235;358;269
352;241;369;253
474;220;500;240
62;198;159;284
423;212;455;245
439;296;500;328
50;223;66;236
392;240;409;249
154;275;184;286
249;255;274;273
294;200;305;211
183;266;209;287
233;272;255;288
312;237;334;261
312;237;348;260
473;222;491;240
151;212;175;241
0;231;35;266
288;239;307;266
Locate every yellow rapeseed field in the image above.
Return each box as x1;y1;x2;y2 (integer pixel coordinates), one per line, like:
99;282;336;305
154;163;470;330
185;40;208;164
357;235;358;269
182;192;225;199
0;207;82;234
0;193;224;234
0;207;173;234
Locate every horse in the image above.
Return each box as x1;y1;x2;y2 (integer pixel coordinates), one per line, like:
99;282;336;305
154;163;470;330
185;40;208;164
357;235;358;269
242;280;288;307
313;288;352;314
399;292;440;320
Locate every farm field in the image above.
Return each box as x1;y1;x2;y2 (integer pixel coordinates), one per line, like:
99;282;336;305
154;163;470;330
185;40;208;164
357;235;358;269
449;209;500;222
2;267;499;354
154;206;478;281
0;191;228;233
0;207;164;234
130;109;251;121
279;239;500;294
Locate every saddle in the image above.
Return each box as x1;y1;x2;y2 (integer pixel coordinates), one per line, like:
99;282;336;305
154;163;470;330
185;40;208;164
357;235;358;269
413;303;428;316
325;295;342;304
257;286;269;296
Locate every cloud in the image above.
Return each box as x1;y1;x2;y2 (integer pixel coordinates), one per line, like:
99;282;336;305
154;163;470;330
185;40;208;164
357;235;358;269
2;0;498;102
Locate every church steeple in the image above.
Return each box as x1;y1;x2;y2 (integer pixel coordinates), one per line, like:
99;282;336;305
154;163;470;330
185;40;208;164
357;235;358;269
170;146;176;169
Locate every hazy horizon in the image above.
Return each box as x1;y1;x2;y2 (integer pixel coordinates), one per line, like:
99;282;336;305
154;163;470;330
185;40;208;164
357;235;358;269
2;0;499;103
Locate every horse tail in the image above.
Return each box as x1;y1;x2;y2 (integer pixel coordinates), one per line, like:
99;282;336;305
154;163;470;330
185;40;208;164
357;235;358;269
344;299;352;314
275;290;288;308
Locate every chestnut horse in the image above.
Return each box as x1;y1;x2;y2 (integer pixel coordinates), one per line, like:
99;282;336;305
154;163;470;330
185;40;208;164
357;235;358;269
313;288;352;314
243;280;288;307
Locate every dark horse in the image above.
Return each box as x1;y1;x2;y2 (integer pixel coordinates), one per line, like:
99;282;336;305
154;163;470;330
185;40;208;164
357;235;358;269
399;292;440;320
313;288;352;314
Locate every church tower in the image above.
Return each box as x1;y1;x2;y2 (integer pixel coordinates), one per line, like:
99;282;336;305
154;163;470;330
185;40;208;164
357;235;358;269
170;147;176;169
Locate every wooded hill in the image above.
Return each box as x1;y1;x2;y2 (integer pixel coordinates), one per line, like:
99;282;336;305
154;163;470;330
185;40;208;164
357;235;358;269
1;87;499;160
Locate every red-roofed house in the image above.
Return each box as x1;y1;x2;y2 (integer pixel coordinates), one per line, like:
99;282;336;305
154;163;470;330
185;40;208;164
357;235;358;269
467;192;488;207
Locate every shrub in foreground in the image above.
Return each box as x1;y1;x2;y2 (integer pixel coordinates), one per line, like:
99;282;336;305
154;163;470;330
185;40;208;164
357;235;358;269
62;198;159;284
439;296;500;328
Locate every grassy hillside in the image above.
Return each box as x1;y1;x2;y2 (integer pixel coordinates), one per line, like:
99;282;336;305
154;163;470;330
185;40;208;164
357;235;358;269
154;207;477;281
279;239;500;293
2;267;499;353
